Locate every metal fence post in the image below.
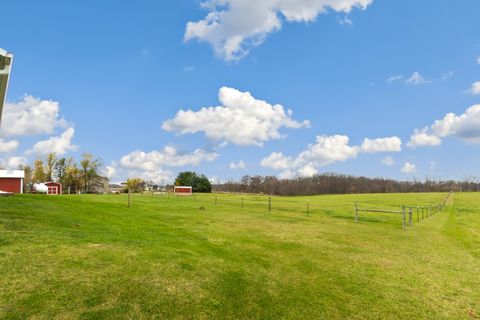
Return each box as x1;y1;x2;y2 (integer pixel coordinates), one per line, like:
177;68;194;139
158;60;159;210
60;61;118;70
409;207;413;225
269;197;272;212
241;197;244;209
128;187;131;208
402;206;406;230
307;200;310;217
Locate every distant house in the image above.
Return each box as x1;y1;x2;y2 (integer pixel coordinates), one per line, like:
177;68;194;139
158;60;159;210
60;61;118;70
0;170;25;194
109;183;124;194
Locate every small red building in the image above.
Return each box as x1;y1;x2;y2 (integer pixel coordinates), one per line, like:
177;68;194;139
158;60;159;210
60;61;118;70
174;186;192;196
45;182;62;195
0;170;24;194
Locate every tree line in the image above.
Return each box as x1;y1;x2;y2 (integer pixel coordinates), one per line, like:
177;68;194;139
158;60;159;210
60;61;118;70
213;174;480;196
21;153;102;194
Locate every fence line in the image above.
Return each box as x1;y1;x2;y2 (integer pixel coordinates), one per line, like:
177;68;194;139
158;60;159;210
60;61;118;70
354;192;452;230
130;191;453;230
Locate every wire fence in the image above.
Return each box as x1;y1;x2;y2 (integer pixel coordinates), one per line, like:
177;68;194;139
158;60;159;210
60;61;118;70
354;192;452;230
130;191;454;230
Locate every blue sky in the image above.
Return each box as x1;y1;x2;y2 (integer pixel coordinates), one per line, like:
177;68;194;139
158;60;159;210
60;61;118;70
1;0;480;183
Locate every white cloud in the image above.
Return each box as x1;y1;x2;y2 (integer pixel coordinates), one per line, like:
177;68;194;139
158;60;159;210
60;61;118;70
296;163;318;177
260;152;293;170
382;156;395;166
1;95;68;136
389;71;452;86
0;156;27;170
185;0;373;61
104;163;118;179
337;15;353;26
119;146;218;172
477;56;480;65
298;135;360;167
407;128;442;148
116;146;218;184
405;72;426;85
127;169;174;185
408;104;480;147
401;162;416;174
440;71;454;80
162;87;310;146
230;160;246;170
29;128;78;156
387;75;403;83
0;139;19;153
360;137;402;153
262;134;400;178
465;81;480;96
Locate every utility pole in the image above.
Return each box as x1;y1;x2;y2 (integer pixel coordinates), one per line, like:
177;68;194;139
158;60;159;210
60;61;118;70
0;48;14;128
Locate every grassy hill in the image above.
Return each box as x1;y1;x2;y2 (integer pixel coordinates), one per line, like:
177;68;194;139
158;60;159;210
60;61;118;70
0;193;479;319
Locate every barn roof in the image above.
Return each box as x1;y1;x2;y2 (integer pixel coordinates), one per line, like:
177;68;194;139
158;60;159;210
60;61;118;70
0;170;25;179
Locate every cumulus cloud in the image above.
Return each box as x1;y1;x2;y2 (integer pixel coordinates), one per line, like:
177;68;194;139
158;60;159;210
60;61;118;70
298;135;360;167
104;163;118;179
0;156;27;170
1;95;68;136
0;139;19;153
185;0;373;61
408;105;480;147
28;128;78;156
360;137;402;153
261;134;401;178
401;162;416;174
120;146;218;172
127;169;174;185
230;160;246;170
407;128;442;148
465;81;480;96
381;156;395;166
162;87;310;146
110;146;218;184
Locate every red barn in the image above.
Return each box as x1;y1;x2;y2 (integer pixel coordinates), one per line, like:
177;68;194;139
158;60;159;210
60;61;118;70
174;186;192;196
0;170;24;194
45;182;62;195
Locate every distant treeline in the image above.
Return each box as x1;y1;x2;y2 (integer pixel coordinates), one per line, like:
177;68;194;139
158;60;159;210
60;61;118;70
213;174;480;196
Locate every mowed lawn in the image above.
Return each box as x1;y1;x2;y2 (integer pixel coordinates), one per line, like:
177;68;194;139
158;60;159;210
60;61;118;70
0;193;479;319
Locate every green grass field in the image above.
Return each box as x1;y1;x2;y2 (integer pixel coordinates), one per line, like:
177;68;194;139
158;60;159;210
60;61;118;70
0;192;479;319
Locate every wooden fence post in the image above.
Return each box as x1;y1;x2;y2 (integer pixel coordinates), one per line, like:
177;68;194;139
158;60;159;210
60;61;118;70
402;206;406;230
354;202;359;223
128;187;131;208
